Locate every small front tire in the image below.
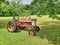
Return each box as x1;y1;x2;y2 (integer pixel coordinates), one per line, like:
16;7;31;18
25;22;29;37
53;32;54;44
35;26;40;32
29;30;35;36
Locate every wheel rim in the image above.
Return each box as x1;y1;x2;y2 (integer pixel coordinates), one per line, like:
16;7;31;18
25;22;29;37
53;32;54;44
29;31;34;35
8;23;14;31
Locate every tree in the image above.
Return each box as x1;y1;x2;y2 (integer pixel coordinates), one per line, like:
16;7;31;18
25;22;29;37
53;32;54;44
28;0;60;19
0;1;25;16
0;0;60;19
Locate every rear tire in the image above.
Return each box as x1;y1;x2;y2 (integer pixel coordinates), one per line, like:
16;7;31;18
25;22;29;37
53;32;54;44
7;20;17;32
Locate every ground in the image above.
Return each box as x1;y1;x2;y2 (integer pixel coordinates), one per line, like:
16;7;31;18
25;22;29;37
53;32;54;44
0;15;60;45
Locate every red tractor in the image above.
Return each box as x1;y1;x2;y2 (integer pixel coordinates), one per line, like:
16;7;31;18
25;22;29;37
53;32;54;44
7;16;40;35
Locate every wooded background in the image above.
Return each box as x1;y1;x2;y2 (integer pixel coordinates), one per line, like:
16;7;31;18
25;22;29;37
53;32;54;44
0;0;60;19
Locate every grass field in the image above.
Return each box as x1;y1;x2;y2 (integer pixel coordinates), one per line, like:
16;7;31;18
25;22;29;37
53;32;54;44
0;15;60;45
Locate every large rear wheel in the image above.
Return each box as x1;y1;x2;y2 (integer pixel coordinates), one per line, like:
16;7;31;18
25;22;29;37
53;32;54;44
7;20;17;32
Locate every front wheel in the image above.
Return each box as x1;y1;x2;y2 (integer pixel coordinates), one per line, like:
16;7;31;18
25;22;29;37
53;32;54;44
29;30;35;36
35;26;40;32
31;26;40;32
7;20;17;32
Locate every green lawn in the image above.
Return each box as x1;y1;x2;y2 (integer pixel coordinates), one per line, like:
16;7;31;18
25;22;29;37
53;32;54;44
0;15;60;45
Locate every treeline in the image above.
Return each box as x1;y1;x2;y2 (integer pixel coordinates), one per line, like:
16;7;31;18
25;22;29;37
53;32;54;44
0;1;29;16
30;0;60;19
0;0;60;19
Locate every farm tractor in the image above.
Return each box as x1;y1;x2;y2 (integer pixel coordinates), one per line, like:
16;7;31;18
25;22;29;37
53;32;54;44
7;16;40;35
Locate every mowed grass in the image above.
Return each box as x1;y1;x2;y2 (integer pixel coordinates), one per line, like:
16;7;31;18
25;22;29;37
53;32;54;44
0;15;60;45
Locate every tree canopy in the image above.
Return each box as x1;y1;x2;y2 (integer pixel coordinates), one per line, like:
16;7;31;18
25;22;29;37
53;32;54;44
29;0;60;19
0;0;60;19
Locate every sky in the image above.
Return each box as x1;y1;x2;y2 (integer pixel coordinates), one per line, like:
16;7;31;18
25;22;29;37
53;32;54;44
21;0;32;4
6;0;32;4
